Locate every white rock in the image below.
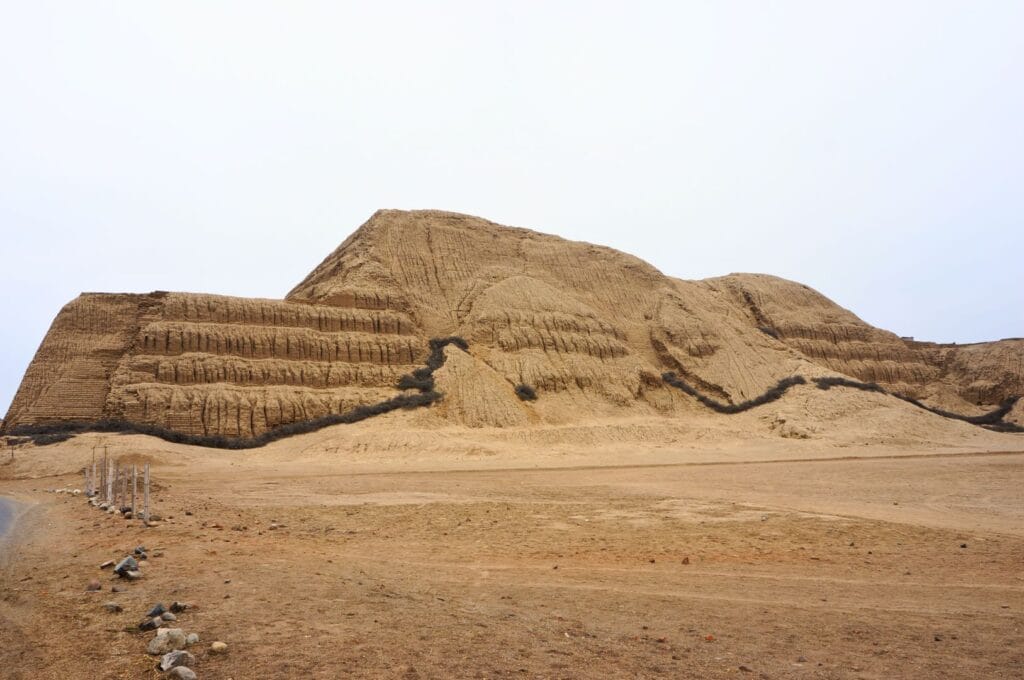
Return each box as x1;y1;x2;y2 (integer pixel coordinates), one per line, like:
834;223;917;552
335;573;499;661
147;628;187;655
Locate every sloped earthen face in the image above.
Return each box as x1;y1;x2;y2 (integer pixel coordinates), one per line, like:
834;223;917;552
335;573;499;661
4;209;1023;436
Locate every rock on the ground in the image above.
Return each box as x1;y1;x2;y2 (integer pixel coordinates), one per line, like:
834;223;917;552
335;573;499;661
185;633;199;646
113;556;138;576
102;602;123;613
85;580;102;592
138;617;163;632
147;603;166;617
210;641;228;654
123;570;142;580
162;612;177;622
170;601;190;613
98;560;114;569
159;649;196;671
167;667;197;680
147;628;187;655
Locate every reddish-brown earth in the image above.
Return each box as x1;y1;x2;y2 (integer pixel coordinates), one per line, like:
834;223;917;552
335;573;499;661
2;428;1023;679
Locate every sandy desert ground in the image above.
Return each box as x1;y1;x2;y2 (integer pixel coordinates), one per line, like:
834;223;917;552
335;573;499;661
2;414;1024;680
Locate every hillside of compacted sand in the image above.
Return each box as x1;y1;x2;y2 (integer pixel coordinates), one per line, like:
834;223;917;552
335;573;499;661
3;209;1022;446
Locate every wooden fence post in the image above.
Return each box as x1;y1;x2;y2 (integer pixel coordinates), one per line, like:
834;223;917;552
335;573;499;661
143;463;150;524
106;458;114;505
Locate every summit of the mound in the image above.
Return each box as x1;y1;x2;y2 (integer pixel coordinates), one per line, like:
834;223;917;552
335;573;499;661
4;210;1022;439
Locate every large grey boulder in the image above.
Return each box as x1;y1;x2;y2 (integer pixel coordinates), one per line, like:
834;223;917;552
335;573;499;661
159;650;196;671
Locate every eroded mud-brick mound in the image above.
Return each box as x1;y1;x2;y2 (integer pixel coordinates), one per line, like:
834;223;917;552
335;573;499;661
5;210;1023;442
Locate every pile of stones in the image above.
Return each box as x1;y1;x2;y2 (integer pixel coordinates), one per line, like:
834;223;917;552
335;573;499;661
138;601;228;679
141;601;201;679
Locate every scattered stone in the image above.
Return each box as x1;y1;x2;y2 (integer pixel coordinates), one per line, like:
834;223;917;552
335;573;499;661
139;617;163;632
960;543;968;549
124;570;143;581
159;649;196;671
210;641;228;654
185;510;193;516
739;666;753;673
147;603;167;617
797;656;808;663
99;560;115;569
167;667;197;680
111;584;126;593
170;601;190;613
85;580;102;592
123;511;133;519
681;557;690;565
162;612;177;622
102;602;123;613
148;628;187;655
133;545;147;555
107;506;117;514
186;633;200;646
113;556;138;576
934;634;943;642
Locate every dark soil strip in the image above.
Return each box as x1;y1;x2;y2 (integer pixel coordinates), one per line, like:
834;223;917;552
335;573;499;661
661;372;807;414
813;376;1023;432
663;371;1022;432
7;337;470;450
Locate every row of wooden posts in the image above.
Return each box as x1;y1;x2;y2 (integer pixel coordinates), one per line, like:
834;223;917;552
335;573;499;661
83;447;151;523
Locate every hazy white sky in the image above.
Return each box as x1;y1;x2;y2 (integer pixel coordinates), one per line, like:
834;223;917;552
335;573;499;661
1;2;1022;417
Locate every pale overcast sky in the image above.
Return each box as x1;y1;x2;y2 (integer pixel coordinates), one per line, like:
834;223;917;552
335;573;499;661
1;2;1022;417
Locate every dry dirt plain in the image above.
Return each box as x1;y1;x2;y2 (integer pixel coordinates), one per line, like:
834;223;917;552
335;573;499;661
2;429;1023;679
